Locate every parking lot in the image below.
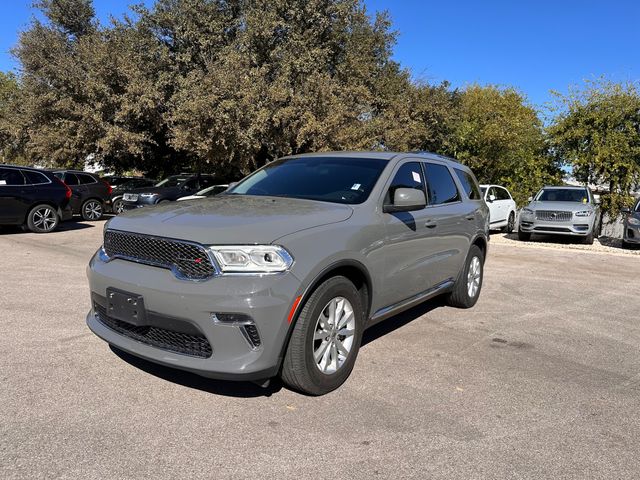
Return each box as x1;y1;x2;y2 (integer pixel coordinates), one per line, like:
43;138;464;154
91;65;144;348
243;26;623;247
1;220;640;479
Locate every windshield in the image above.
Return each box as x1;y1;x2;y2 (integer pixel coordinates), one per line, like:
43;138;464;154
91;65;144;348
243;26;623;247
536;188;590;203
155;175;190;188
227;156;388;204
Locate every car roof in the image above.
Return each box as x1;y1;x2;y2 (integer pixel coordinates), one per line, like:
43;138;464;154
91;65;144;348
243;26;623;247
0;164;51;172
283;150;467;168
542;185;588;190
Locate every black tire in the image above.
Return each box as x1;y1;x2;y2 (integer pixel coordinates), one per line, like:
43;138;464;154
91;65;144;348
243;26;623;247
518;230;531;241
622;240;630;249
81;199;104;221
112;199;125;215
446;244;484;309
26;204;59;233
281;276;364;396
583;231;594;245
503;212;515;234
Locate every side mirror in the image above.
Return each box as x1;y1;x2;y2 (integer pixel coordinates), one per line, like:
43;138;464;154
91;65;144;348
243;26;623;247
383;188;426;213
488;194;496;202
527;196;533;202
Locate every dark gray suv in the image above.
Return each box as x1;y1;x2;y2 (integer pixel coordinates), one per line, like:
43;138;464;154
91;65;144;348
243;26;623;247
86;152;489;395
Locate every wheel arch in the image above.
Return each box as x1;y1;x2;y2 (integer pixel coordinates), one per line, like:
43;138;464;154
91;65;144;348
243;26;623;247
275;259;373;372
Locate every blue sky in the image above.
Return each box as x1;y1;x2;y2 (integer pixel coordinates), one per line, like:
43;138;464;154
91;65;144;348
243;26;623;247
1;0;638;108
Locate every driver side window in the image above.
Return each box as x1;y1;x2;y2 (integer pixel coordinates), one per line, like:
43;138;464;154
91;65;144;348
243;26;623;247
385;162;426;206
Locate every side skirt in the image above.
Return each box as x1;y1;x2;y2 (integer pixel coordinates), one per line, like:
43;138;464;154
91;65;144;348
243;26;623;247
368;279;454;327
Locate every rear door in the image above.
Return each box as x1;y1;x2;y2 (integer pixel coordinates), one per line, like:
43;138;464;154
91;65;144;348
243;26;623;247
0;167;27;223
486;186;502;225
495;187;512;221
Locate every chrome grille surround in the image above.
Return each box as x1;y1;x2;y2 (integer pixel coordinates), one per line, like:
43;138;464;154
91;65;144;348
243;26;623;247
535;210;573;222
102;229;218;280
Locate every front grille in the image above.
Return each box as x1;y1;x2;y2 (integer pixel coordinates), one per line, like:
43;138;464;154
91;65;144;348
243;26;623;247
104;230;216;280
94;304;212;358
535;210;572;222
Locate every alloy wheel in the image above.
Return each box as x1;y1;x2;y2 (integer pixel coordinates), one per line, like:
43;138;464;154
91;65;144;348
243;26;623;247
467;256;481;298
312;296;355;374
114;200;125;214
84;201;103;220
33;207;57;232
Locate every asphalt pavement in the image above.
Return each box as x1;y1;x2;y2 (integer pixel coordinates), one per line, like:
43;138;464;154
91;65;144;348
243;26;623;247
1;220;639;479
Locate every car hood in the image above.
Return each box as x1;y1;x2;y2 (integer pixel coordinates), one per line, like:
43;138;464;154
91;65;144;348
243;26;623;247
527;201;595;211
107;195;354;244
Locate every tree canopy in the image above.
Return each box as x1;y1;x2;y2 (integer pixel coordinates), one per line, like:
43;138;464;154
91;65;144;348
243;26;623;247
6;0;636;211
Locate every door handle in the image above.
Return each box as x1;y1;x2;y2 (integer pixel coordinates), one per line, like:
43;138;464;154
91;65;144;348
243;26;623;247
425;221;437;229
465;215;475;221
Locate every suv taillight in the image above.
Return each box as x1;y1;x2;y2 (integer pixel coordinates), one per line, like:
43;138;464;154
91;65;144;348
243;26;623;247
53;176;72;200
102;179;113;195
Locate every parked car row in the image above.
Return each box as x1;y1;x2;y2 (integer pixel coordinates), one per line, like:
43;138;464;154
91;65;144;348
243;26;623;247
0;165;230;233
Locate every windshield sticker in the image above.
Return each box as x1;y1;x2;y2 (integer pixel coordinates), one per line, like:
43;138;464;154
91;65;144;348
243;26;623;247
412;171;421;183
351;183;361;191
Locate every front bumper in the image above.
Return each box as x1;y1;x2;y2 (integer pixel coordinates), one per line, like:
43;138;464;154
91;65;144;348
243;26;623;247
86;251;302;380
519;216;595;236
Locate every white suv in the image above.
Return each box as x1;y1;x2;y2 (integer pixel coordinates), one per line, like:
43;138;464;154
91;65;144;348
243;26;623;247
480;184;517;233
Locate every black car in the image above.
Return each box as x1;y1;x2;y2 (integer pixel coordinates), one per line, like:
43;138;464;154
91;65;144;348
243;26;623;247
121;173;222;209
102;177;156;214
52;170;112;221
0;164;73;233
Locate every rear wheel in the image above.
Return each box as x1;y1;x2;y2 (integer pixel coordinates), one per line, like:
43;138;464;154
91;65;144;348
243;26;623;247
81;199;103;221
503;212;515;234
281;276;364;395
27;204;59;233
446;245;484;309
518;230;531;241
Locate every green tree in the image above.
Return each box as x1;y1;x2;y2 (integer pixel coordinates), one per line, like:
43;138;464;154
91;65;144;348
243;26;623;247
548;79;640;213
0;71;26;163
449;84;560;205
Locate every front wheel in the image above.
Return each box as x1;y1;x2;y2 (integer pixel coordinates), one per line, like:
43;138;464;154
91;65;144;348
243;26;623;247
503;212;515;234
446;245;484;309
27;204;59;233
518;230;531;241
81;199;104;221
583;231;594;245
112;199;125;214
281;276;364;395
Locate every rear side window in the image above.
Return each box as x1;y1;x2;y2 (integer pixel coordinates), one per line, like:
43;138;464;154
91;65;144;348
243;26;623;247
76;173;96;184
62;173;79;185
424;163;459;205
23;170;50;185
385;162;426;205
498;188;511;200
0;167;25;185
454;168;481;200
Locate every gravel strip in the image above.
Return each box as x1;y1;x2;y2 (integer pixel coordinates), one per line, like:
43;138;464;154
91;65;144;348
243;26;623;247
490;232;640;257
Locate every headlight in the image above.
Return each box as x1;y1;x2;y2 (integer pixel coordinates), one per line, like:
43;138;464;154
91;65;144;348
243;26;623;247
522;208;534;215
629;217;640;226
574;210;593;217
208;245;293;273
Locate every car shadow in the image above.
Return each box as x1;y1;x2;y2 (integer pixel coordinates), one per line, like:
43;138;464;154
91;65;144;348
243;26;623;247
362;296;445;347
0;220;95;235
109;297;447;398
109;345;284;398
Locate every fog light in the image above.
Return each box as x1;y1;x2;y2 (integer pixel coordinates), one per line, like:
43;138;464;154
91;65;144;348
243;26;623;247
212;313;261;350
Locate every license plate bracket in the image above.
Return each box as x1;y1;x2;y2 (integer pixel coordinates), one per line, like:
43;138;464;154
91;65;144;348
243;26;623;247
106;288;147;326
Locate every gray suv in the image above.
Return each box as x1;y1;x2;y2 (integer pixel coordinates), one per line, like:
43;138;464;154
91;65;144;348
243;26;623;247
86;152;489;395
518;186;600;244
